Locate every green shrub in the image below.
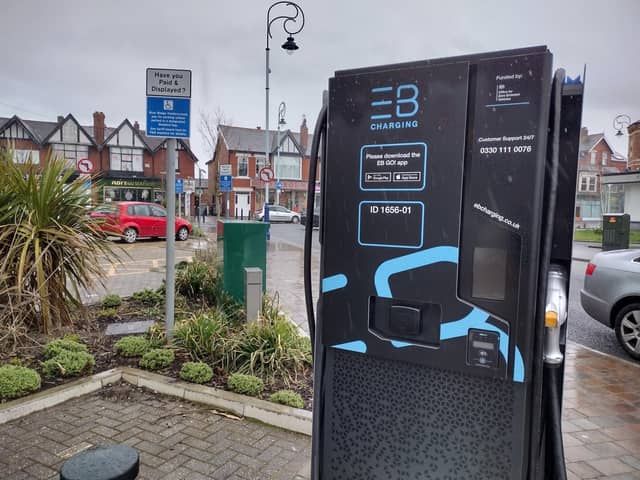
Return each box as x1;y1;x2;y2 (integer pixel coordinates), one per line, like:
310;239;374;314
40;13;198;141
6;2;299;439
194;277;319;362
179;362;213;384
42;350;95;378
173;309;229;362
269;390;304;409
43;338;88;359
131;288;164;306
227;373;264;396
139;349;175;370
175;259;218;300
101;293;122;308
146;323;166;348
114;336;151;357
224;315;311;384
98;307;118;318
0;365;41;399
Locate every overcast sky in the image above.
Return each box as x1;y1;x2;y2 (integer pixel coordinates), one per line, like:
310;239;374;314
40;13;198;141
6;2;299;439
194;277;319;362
2;0;639;171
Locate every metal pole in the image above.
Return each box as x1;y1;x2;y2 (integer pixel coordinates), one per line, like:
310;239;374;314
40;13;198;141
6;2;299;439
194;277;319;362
265;47;270;207
165;138;177;340
276;124;281;205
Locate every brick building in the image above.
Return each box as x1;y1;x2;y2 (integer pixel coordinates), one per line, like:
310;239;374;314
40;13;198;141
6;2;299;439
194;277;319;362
0;111;199;214
207;118;316;217
575;127;627;225
601;120;640;227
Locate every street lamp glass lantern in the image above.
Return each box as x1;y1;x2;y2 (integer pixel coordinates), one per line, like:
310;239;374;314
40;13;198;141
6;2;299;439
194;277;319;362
282;36;299;54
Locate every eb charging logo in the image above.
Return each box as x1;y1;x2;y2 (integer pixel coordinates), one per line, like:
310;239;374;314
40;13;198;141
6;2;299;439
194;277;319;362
370;84;420;132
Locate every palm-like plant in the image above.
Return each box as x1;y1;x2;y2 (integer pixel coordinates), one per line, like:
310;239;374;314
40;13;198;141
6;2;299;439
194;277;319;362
0;149;118;334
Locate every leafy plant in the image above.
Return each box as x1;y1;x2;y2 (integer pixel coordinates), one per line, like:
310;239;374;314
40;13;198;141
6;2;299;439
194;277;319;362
139;348;175;370
0;152;119;333
173;309;229;362
114;336;151;357
101;294;122;308
175;259;217;300
146;323;166;348
42;350;95;378
131;288;164;306
224;314;311;384
227;373;264;396
98;307;119;318
43;337;89;359
179;362;213;384
0;365;41;399
269;390;304;409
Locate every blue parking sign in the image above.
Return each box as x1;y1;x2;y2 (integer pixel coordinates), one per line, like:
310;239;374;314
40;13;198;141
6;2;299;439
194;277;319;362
146;97;190;138
175;179;184;193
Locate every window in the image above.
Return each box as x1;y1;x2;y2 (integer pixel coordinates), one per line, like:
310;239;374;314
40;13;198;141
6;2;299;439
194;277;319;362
590;151;596;165
11;149;40;164
237;154;248;177
602;151;608;166
579;173;597;192
110;147;144;172
127;204;150;216
150;205;166;217
51;143;88;169
255;155;266;176
275;155;301;180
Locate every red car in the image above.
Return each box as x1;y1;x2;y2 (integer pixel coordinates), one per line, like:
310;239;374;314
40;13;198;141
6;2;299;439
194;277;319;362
90;201;192;244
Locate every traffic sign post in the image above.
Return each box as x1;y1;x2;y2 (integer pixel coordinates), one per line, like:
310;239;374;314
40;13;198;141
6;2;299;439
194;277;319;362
219;164;233;218
146;67;192;341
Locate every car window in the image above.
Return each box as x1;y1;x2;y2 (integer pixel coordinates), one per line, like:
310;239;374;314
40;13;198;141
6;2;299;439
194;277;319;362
150;205;167;217
272;206;284;212
133;205;150;216
93;205;117;215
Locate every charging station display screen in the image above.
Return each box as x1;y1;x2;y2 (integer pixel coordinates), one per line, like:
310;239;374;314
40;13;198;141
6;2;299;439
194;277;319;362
358;201;424;248
472;247;507;300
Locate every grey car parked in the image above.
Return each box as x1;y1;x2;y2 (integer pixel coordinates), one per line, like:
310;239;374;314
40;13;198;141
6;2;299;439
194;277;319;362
580;249;640;361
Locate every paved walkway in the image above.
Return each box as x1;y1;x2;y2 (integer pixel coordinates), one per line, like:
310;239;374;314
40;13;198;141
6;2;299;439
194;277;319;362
0;383;311;480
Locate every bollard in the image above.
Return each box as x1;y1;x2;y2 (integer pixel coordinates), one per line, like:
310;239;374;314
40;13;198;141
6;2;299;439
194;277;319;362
244;267;263;321
60;445;139;480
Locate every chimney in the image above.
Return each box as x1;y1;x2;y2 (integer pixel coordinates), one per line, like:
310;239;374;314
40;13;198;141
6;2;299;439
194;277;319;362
57;115;64;123
93;111;105;144
579;126;588;145
627;121;640;171
133;121;140;132
256;126;261;130
300;115;308;152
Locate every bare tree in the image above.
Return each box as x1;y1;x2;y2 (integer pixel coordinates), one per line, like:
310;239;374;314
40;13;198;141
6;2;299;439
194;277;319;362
199;106;230;160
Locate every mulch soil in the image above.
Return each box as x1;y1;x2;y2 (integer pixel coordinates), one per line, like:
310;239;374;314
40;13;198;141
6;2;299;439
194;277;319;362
0;299;314;410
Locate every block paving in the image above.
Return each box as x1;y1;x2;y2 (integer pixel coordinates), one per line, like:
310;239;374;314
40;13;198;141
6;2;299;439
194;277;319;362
0;383;311;480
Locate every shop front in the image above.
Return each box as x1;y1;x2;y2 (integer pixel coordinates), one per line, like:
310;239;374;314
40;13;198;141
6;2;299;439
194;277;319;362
99;177;163;204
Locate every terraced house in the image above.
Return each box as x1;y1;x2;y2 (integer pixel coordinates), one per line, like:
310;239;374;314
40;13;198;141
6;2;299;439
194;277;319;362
0;111;199;213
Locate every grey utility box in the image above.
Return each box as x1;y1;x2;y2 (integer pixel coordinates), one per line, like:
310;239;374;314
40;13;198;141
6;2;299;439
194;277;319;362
244;267;263;322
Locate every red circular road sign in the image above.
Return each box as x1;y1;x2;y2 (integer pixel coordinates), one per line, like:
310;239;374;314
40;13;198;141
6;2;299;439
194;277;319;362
77;158;94;174
259;166;275;183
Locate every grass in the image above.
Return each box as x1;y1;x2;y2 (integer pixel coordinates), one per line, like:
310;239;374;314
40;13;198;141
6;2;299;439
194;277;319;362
574;229;640;244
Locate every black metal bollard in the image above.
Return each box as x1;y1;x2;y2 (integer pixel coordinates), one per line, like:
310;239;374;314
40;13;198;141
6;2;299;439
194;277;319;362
60;445;139;480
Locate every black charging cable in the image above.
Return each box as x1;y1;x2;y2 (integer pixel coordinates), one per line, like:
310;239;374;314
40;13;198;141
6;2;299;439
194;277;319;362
304;105;328;354
542;68;567;480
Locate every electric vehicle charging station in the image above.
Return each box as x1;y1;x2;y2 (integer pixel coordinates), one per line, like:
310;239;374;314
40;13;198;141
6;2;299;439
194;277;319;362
304;46;583;479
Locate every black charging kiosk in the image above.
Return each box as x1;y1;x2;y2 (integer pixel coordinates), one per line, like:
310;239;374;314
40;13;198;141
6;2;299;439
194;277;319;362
305;46;584;480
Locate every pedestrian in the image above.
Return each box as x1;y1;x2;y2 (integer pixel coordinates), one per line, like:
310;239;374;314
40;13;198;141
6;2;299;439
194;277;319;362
194;205;200;223
202;206;207;223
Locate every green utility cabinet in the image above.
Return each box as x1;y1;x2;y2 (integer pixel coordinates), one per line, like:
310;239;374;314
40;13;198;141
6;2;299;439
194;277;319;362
217;220;267;302
602;213;630;251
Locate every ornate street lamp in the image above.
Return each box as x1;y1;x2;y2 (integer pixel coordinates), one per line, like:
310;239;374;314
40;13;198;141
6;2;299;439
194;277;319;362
614;114;631;137
276;101;286;205
264;2;304;228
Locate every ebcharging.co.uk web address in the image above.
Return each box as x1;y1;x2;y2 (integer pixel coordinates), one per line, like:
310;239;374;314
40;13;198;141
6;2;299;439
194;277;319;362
473;203;520;230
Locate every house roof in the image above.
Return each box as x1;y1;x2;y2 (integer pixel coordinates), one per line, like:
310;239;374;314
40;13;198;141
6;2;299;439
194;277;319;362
218;124;313;157
0;113;198;163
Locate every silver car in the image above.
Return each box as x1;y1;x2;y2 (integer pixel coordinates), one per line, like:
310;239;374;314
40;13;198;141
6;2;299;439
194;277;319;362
255;205;300;223
580;249;640;360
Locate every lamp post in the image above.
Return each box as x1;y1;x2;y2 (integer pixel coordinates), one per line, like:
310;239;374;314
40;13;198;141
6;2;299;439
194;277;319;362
265;1;304;227
614;114;631;137
276;101;286;205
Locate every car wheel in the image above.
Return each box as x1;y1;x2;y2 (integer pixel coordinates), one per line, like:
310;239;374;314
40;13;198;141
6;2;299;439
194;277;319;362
177;226;189;241
614;303;640;361
122;227;137;244
291;215;300;224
